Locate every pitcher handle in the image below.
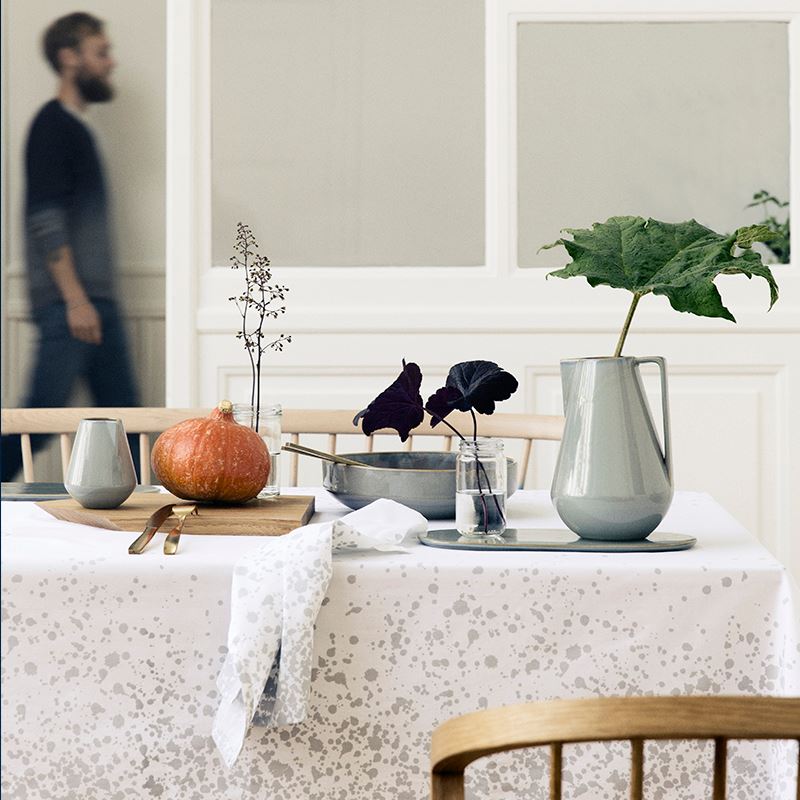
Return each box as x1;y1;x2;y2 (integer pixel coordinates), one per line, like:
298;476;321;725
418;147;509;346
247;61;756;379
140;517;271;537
634;356;672;478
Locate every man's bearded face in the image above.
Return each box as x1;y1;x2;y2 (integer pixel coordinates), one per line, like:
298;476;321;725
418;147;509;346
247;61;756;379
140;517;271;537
74;33;115;103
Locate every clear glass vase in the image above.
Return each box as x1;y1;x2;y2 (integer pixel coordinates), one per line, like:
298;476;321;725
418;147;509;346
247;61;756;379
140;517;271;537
233;403;282;497
455;437;506;537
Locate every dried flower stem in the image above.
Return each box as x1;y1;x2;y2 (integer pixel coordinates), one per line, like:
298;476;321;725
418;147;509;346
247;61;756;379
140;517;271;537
228;223;292;429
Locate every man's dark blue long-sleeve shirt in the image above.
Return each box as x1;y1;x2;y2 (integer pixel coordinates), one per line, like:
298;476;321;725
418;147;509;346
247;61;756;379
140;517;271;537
24;99;115;311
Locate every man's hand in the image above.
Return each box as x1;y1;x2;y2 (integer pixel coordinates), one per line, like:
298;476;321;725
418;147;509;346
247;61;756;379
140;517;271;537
67;301;102;344
44;245;103;344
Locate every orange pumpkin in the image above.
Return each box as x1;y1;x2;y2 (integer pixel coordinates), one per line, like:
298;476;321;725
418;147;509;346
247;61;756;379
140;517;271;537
151;400;269;503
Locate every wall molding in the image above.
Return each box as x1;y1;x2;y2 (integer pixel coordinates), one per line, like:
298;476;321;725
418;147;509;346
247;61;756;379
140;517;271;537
196;306;800;334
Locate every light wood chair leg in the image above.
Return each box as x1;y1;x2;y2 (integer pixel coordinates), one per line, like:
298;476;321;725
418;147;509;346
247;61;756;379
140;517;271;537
21;434;34;482
713;737;727;800
518;440;532;489
550;742;562;800
630;738;643;800
59;434;71;479
289;433;300;486
431;772;464;800
139;433;151;484
327;434;337;454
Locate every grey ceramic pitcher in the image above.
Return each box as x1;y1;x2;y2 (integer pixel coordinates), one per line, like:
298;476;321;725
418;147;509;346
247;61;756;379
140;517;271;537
551;357;673;541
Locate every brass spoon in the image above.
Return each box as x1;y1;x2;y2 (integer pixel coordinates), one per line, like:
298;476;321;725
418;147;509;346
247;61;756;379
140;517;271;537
281;442;367;467
163;504;197;555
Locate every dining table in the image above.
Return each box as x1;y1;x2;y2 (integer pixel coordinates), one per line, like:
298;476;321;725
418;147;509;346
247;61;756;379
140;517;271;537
2;487;799;799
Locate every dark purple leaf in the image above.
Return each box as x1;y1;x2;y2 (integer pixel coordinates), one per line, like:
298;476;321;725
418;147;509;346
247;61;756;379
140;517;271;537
425;386;463;428
446;361;518;415
352;361;425;441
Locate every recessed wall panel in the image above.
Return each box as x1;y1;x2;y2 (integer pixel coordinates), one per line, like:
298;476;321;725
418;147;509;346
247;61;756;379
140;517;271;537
517;22;790;268
211;0;485;267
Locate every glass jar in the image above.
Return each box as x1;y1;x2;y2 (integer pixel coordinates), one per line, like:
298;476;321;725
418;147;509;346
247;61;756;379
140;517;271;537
455;437;507;537
233;403;283;497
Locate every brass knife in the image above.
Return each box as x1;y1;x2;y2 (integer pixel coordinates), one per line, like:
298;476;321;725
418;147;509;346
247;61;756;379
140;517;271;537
128;503;176;555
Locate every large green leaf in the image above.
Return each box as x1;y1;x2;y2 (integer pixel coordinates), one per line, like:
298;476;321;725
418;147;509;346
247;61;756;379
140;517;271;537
544;217;778;322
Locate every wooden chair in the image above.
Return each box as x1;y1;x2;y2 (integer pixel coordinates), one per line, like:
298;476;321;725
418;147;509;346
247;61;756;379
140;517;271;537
430;696;800;800
1;407;564;486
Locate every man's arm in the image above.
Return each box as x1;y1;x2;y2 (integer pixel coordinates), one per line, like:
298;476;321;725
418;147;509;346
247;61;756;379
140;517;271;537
46;245;102;344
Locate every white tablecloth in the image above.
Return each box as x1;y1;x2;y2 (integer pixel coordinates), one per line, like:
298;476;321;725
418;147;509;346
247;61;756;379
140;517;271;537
2;490;799;799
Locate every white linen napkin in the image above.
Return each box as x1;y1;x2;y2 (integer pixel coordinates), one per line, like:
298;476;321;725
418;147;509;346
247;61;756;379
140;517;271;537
212;499;427;768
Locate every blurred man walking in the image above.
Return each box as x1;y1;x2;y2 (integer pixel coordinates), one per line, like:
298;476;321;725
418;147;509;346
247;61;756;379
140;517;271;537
1;12;140;481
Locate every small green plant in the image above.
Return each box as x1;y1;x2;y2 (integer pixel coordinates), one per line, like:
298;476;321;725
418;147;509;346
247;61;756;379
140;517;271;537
746;190;790;264
228;223;291;429
543;216;779;357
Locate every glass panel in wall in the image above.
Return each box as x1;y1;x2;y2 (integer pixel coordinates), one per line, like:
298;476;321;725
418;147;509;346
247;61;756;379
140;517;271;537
517;22;790;268
211;0;484;267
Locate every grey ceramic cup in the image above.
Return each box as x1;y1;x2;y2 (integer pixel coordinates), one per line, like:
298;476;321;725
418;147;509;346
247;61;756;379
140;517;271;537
65;418;137;509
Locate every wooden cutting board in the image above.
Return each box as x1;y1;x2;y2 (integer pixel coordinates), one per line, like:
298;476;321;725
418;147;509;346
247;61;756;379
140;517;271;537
37;492;315;535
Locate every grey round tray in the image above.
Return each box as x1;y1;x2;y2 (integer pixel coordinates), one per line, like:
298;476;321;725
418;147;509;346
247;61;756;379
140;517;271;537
419;528;696;553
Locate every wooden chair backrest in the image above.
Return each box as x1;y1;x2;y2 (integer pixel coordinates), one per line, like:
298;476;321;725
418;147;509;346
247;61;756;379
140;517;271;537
430;696;800;800
279;409;563;486
1;407;564;486
2;408;207;484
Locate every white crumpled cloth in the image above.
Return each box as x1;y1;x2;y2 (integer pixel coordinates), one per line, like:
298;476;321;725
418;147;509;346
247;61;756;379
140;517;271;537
212;499;427;767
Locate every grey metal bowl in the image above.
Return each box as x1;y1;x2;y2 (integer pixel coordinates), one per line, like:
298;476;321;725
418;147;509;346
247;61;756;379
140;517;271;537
322;451;518;519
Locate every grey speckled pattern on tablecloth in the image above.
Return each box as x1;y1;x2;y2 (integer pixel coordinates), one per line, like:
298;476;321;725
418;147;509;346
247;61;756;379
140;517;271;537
213;499;426;767
2;489;799;799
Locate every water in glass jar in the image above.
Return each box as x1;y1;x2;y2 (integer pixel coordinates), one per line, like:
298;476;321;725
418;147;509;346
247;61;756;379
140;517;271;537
455;489;506;536
260;452;280;498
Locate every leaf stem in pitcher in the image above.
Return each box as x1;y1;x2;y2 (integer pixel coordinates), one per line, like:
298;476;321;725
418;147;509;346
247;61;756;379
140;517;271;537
614;292;642;358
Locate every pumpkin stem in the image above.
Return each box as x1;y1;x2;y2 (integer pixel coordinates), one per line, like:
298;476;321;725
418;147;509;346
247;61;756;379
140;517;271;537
218;400;234;415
